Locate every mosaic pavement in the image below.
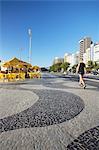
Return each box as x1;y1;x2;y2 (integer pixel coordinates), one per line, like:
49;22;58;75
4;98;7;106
0;89;84;133
0;74;99;150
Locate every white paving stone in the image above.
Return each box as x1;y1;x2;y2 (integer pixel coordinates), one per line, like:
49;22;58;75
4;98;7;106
0;89;39;118
20;84;47;90
63;81;97;89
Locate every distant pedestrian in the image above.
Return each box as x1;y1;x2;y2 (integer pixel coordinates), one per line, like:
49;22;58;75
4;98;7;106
76;59;86;89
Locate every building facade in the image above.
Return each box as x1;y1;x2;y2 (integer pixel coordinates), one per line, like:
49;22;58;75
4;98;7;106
71;52;79;66
86;47;91;63
79;37;92;61
64;51;79;66
53;57;64;65
94;43;99;63
83;43;99;65
83;52;87;64
64;53;72;64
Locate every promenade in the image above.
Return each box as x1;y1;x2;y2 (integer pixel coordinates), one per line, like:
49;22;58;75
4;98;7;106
0;73;99;150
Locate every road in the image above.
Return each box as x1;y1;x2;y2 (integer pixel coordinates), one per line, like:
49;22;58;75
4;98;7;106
0;73;99;150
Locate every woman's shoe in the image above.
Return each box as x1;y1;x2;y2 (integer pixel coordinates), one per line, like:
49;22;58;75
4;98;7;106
83;85;86;89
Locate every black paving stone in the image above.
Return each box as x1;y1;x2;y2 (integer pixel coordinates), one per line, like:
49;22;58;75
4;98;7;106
67;126;99;150
0;89;84;133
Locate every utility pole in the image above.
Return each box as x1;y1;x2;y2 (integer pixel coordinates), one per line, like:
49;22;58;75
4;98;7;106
28;28;32;64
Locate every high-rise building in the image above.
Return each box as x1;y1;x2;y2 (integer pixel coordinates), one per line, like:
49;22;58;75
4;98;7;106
83;43;99;65
86;47;91;63
83;52;87;64
79;37;92;61
64;53;72;64
94;43;99;63
64;51;79;66
90;43;94;62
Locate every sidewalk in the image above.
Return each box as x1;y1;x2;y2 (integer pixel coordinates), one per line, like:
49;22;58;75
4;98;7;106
84;77;99;82
0;79;99;150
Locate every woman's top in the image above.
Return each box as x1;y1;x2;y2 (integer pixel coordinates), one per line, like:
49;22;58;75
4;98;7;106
78;62;85;74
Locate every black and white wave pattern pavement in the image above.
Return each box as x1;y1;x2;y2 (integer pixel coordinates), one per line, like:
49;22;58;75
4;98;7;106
0;89;84;133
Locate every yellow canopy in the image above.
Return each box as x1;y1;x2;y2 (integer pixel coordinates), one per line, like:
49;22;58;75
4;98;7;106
3;57;32;68
32;65;40;70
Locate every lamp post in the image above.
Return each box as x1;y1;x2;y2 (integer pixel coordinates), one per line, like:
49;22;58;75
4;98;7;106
28;28;32;64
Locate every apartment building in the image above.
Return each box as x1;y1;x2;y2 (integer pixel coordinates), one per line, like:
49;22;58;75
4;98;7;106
72;51;79;66
64;51;79;66
79;37;92;61
83;43;99;64
53;57;64;65
94;43;99;63
83;52;87;64
64;53;72;64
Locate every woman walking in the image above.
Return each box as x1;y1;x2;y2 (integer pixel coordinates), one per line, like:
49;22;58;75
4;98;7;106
76;59;86;89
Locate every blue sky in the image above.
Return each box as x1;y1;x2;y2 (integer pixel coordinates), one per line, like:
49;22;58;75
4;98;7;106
0;0;99;67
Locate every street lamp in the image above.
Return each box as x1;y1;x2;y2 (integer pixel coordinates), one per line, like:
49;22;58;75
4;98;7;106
28;28;32;64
